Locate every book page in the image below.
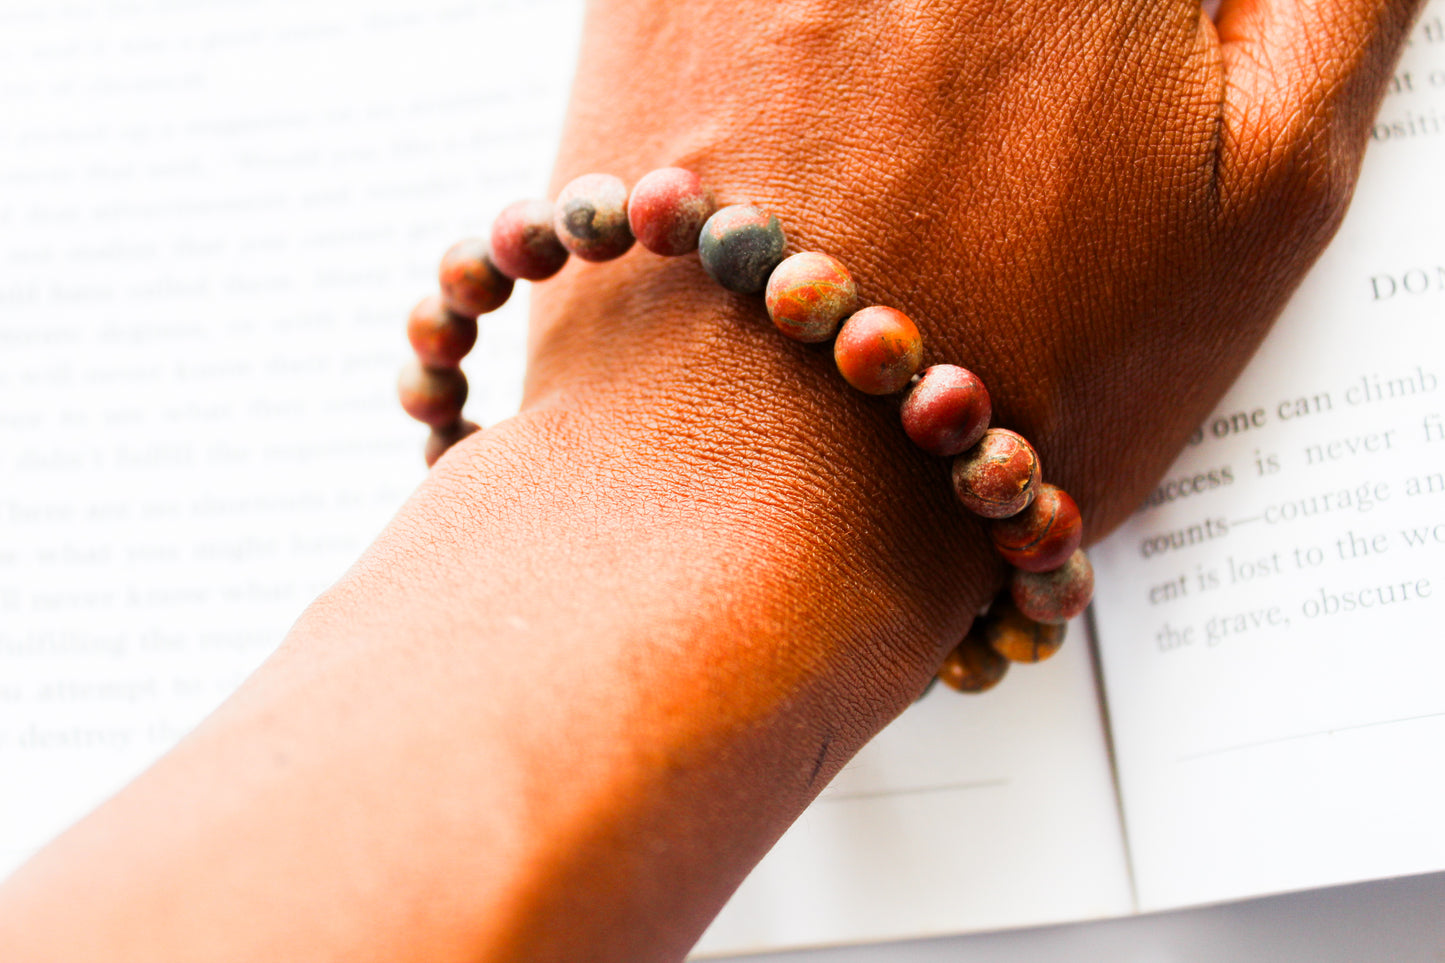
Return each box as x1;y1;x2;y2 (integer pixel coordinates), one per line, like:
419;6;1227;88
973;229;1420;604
0;0;1130;952
0;0;570;871
1090;1;1445;911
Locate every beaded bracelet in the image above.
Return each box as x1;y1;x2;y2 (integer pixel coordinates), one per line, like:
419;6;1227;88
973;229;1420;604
398;167;1094;695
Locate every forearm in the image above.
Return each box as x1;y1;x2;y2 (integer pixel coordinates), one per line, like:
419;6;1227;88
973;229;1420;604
0;286;999;961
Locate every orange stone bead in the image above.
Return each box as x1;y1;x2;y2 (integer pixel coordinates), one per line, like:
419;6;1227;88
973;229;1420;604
833;306;923;395
764;252;859;343
990;483;1083;573
951;428;1040;519
397;359;468;428
407;294;478;369
1010;549;1094;624
438;238;513;319
985;598;1067;663
937;630;1010;694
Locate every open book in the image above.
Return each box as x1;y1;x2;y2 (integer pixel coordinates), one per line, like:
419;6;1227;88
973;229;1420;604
1;1;1442;958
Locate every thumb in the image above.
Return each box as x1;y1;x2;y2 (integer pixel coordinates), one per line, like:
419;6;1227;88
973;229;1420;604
1213;0;1425;228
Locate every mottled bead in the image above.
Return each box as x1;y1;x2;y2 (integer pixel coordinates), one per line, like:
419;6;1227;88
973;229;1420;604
553;173;634;262
764;252;859;343
833;306;924;395
900;364;992;457
407;294;478;369
1010;549;1095;624
984;598;1067;663
627;167;715;256
698;204;786;294
424;419;481;468
438;238;513;319
990;483;1083;573
937;630;1010;694
489;199;570;281
397;359;468;428
951;428;1041;519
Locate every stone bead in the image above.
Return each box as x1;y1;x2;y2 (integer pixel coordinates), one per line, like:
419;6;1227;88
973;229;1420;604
984;598;1067;663
489;199;570;281
900;364;992;457
764;252;859;343
627;167;715;256
1010;549;1094;624
424;419;481;468
990;483;1083;573
937;630;1010;694
438;238;513;319
397;359;468;428
698;204;786;294
951;428;1041;519
407;294;478;369
833;306;924;395
553;173;634;262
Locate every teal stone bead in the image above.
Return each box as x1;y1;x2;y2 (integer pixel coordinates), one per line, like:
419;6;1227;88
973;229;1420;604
698;204;785;294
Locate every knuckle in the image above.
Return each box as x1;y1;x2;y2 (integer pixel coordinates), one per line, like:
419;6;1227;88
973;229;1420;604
1229;116;1358;248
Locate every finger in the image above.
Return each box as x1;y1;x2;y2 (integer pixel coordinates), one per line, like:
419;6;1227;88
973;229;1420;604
1212;0;1425;216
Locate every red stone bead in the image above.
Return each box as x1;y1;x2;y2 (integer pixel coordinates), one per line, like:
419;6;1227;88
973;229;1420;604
489;199;569;280
951;429;1040;519
438;238;512;319
425;419;481;468
407;294;478;369
990;483;1083;573
900;364;992;457
984;598;1067;663
937;630;1009;694
833;306;924;395
1010;549;1094;624
397;359;468;428
764;252;859;343
627;167;715;256
554;173;634;262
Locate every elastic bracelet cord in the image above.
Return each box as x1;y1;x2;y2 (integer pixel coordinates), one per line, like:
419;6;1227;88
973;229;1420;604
397;168;1094;695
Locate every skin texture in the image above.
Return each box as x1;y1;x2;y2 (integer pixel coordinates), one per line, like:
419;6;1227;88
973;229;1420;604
0;0;1424;961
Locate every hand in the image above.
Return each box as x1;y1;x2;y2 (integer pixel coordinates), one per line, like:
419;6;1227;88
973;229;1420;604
530;0;1420;540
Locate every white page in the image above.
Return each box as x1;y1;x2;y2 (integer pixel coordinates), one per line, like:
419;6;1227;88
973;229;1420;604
0;0;1131;951
1090;0;1445;911
0;0;573;871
